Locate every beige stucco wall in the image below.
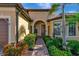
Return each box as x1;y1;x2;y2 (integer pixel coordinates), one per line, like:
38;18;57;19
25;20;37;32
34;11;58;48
18;15;29;41
0;7;16;43
29;11;49;35
29;11;49;20
48;21;53;37
28;11;55;20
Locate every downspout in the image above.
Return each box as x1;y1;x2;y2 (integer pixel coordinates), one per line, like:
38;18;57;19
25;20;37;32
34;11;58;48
16;9;19;43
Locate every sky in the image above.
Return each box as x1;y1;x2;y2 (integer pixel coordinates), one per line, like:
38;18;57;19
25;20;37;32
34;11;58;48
22;3;52;9
22;3;79;13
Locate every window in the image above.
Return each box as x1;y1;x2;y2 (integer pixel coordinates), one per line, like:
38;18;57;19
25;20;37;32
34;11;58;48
54;21;61;36
68;23;76;36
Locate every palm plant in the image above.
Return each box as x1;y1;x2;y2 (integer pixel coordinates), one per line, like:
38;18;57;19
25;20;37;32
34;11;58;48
49;3;67;49
49;3;79;49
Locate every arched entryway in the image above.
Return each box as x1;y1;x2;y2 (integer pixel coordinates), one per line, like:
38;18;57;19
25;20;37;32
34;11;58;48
34;21;46;37
32;21;49;56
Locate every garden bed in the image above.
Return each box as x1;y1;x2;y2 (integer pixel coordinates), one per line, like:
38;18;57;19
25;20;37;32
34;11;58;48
3;33;36;56
3;41;28;56
43;36;79;56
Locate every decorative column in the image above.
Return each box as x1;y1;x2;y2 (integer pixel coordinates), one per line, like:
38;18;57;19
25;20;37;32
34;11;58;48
32;24;34;33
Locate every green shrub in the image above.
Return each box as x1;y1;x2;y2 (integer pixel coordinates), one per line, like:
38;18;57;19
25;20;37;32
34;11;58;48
67;40;79;55
43;36;52;42
52;37;63;48
49;46;62;56
24;33;36;49
46;39;53;48
63;50;72;56
43;36;72;56
43;36;63;49
43;36;54;48
49;46;72;56
54;37;63;44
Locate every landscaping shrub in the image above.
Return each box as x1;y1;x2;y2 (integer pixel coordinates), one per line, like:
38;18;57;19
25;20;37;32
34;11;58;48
67;40;79;55
54;37;63;44
3;43;21;56
45;39;53;48
3;41;28;56
43;36;53;48
43;36;63;49
43;36;52;42
43;36;73;56
3;43;14;56
49;46;72;56
24;33;36;49
52;37;63;49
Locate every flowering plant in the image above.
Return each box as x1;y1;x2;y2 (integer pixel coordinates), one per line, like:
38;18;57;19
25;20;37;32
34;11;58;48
3;41;28;56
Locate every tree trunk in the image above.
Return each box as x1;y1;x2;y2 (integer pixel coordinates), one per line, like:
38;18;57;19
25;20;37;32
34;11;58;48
62;4;67;49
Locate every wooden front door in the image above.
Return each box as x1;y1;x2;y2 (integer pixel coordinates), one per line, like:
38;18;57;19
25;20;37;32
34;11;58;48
34;21;45;37
41;25;45;36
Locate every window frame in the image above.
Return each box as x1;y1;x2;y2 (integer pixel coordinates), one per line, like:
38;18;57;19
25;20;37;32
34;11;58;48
67;22;77;37
53;20;62;37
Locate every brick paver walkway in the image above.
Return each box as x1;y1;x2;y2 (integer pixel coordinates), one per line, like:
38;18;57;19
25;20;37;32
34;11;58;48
31;37;49;56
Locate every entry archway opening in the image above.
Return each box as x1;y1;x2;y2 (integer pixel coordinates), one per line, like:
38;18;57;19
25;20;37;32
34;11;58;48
34;21;46;37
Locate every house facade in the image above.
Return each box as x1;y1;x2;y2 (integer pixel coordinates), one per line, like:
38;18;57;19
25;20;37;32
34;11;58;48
48;14;79;40
0;3;79;48
0;4;32;47
26;9;54;37
26;9;79;40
